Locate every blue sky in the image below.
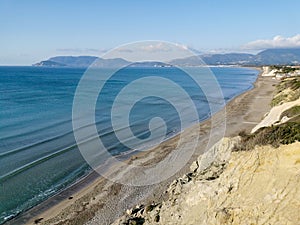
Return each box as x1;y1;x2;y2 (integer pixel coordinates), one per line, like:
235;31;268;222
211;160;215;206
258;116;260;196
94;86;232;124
1;0;300;65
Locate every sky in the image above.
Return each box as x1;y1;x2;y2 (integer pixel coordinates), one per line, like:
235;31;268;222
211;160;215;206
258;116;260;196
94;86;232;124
1;0;300;65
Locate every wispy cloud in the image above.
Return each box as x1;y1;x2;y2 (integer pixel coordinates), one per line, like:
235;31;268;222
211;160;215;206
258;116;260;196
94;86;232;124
111;43;191;54
56;48;108;54
243;34;300;50
139;42;172;52
139;43;191;53
115;48;134;53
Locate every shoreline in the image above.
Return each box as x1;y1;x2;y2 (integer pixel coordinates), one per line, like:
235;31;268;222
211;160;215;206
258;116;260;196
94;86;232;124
7;67;278;225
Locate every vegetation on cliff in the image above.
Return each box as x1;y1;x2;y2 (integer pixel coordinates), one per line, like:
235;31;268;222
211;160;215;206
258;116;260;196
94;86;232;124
240;77;300;150
238;122;300;150
271;77;300;106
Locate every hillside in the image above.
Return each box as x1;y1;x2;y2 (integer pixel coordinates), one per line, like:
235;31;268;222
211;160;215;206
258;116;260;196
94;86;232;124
33;56;130;68
33;48;300;68
171;48;300;66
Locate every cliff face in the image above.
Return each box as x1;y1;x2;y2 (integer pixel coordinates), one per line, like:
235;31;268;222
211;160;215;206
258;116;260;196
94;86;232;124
159;141;300;225
113;76;300;225
115;138;300;225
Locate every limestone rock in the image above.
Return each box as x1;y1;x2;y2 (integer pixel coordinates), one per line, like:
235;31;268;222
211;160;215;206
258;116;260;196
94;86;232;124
113;138;300;225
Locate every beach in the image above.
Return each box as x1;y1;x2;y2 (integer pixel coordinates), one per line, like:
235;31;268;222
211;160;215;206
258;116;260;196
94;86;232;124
1;1;299;224
7;69;278;225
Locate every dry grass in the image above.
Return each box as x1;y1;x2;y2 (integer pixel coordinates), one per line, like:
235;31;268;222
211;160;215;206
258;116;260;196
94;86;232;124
271;77;300;106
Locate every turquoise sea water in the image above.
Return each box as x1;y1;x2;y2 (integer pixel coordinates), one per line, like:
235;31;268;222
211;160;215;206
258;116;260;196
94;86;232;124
0;66;258;223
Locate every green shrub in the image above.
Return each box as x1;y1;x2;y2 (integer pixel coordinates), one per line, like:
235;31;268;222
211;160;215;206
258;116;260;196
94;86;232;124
236;122;300;151
271;94;288;107
277;77;300;92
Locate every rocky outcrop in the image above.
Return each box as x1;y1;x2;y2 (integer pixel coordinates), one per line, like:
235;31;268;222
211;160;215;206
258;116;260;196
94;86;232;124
113;138;300;225
112;137;239;224
262;66;277;77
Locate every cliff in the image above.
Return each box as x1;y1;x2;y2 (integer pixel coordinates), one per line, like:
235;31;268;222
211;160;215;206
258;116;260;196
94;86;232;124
114;138;300;225
113;77;300;225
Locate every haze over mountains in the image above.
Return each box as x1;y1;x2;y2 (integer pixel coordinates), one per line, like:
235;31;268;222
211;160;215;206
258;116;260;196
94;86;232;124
33;48;300;68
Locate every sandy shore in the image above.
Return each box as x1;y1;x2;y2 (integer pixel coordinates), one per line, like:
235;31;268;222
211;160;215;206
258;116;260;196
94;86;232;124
7;68;278;225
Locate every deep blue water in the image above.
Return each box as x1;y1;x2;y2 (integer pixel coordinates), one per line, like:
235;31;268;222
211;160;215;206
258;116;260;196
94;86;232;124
0;66;258;223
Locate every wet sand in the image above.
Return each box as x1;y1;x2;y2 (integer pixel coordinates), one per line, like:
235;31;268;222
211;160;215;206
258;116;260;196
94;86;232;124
7;68;278;225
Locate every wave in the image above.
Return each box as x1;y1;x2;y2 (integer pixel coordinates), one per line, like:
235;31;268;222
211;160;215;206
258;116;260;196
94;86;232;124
0;117;72;141
0;115;112;158
0;129;74;158
0;163;90;225
0;144;77;182
0;113;183;183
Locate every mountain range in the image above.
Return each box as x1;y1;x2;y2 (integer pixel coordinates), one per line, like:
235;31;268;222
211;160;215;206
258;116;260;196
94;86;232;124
33;48;300;68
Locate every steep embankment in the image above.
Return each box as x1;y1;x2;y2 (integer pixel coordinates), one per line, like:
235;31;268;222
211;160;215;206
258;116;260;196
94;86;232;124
114;139;300;225
113;77;300;225
252;77;300;132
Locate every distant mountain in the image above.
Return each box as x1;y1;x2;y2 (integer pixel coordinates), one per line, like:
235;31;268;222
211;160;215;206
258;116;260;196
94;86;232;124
33;56;130;68
253;48;300;65
173;48;300;66
202;53;255;65
128;61;173;67
33;48;300;68
92;58;130;68
33;56;169;68
33;60;68;67
170;53;254;66
169;56;206;67
48;56;98;67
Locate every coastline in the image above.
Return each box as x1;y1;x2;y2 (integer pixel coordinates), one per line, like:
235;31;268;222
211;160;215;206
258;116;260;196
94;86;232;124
7;67;278;225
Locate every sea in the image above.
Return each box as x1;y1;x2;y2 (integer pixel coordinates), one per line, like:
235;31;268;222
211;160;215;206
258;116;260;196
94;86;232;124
0;66;258;224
